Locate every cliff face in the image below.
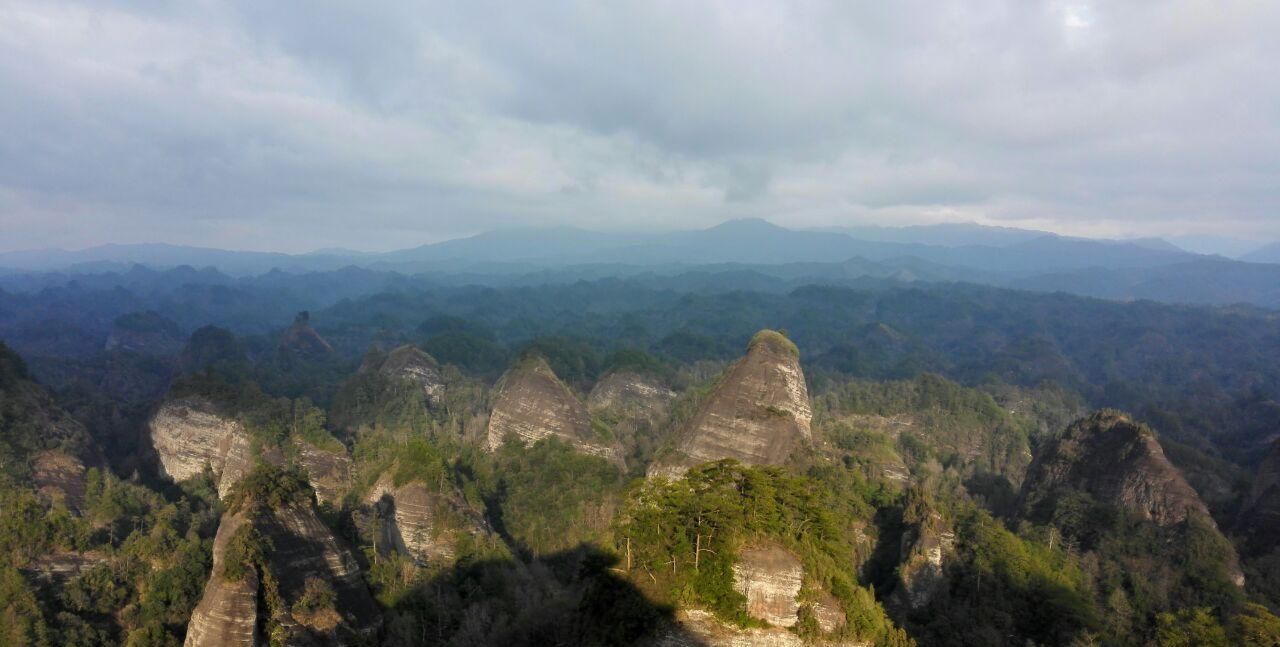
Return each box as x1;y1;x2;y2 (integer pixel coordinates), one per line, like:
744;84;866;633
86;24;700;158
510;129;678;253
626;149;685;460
485;356;623;464
363;473;490;568
185;491;380;646
294;438;352;507
1020;411;1210;526
649;331;811;478
893;509;954;610
149;397;254;499
184;512;259;647
733;543;803;627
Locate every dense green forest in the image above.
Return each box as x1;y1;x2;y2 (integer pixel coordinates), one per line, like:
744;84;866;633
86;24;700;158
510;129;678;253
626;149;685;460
3;272;1280;645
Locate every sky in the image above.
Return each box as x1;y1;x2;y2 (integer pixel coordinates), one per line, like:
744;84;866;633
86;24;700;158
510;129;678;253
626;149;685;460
2;1;1278;253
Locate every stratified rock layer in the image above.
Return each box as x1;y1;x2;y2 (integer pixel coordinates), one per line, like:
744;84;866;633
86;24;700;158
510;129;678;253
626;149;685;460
149;397;254;499
649;331;811;478
184;513;258;647
363;473;490;568
733;543;803;627
588;371;676;414
294;438;353;507
185;497;379;646
485;356;623;464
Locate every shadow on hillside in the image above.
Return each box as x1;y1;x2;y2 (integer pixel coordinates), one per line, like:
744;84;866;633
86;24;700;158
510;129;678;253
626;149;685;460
384;543;706;647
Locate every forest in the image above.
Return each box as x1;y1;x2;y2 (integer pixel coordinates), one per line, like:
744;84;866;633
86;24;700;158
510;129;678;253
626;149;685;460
1;270;1280;646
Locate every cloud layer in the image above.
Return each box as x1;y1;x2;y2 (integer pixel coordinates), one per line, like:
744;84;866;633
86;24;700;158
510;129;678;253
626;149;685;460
2;1;1278;252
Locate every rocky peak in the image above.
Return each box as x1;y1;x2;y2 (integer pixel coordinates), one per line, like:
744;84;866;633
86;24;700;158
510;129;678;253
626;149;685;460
362;344;444;404
648;330;811;478
361;472;491;568
149;397;254;499
1020;410;1210;526
485;355;624;465
279;311;333;356
588;370;676;415
185;468;380;646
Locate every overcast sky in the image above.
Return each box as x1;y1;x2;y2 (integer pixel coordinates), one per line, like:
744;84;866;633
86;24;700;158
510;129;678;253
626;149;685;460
2;1;1278;253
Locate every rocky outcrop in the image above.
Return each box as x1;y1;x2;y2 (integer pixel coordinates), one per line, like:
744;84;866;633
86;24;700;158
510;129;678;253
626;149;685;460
294;438;352;507
149;397;254;499
184;513;259;647
893;499;954;610
485;355;623;464
649;331;811;478
1020;410;1210;526
23;551;109;585
363;345;444;404
651;609;869;647
733;543;803;627
32;450;87;513
279;311;333;356
363;473;490;568
186;478;379;646
588;371;676;414
1021;410;1244;586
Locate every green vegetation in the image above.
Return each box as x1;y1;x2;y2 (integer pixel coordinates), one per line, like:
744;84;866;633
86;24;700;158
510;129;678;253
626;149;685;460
617;460;910;644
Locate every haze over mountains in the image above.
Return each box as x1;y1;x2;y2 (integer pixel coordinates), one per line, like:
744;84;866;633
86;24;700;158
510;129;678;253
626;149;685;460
5;218;1280;309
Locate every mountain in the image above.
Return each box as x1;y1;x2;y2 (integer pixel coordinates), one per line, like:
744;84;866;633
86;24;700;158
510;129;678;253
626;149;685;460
1019;410;1244;585
1021;410;1215;526
818;222;1053;247
184;465;381;646
485;354;625;465
648;330;812;478
1010;257;1280;307
1243;241;1280;264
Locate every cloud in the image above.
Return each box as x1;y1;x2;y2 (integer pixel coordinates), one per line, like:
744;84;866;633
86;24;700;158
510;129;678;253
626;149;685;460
1;0;1277;252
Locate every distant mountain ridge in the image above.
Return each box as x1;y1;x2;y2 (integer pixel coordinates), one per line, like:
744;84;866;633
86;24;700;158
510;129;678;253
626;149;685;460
7;218;1280;308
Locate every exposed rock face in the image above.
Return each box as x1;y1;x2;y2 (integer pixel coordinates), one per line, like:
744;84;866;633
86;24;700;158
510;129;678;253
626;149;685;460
32;450;87;513
893;508;954;610
1021;410;1245;586
185;513;258;647
279;311;333;356
186;495;379;646
733;543;803;627
1020;410;1210;526
23;551;109;585
485;356;623;464
650;610;870;647
149;397;254;499
649;331;811;478
367;345;444;403
588;371;676;414
363;473;489;567
294;438;352;507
